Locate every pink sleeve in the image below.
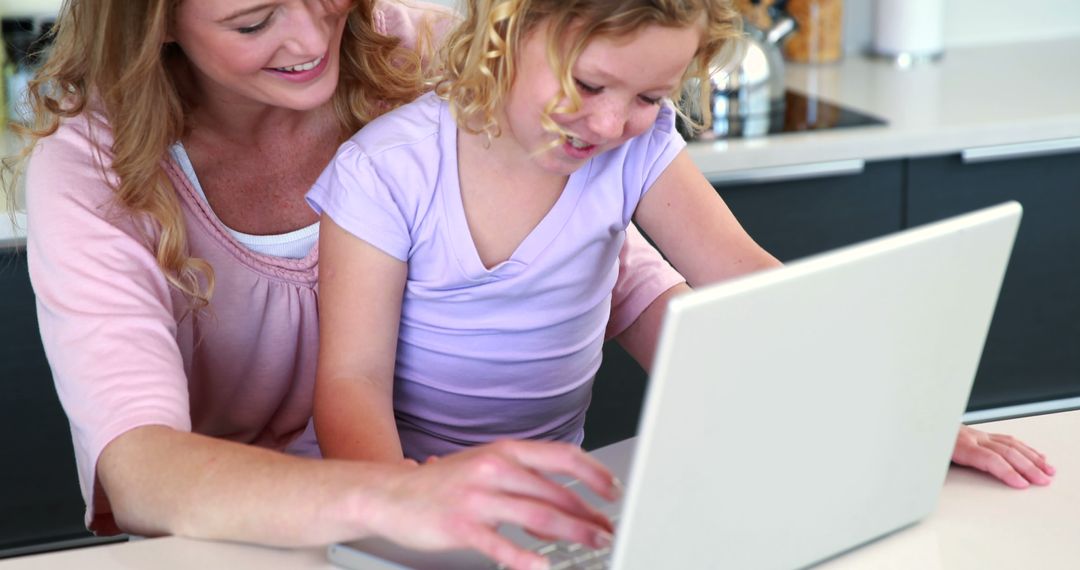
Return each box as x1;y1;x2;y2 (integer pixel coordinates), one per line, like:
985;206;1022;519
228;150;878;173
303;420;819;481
606;225;686;339
373;0;457;54
26;114;191;532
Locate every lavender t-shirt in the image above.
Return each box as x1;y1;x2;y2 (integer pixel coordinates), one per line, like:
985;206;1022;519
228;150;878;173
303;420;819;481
307;92;685;459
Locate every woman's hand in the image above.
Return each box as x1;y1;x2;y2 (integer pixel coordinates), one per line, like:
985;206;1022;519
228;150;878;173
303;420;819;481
951;424;1055;488
366;440;619;570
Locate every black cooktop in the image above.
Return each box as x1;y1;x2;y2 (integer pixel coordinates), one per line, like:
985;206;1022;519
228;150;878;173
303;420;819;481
694;89;887;139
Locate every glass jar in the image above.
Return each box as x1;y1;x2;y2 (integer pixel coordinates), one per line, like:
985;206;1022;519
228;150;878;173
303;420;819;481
782;0;844;64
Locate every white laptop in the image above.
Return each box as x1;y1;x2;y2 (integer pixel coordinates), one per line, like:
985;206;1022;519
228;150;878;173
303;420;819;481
328;201;1022;570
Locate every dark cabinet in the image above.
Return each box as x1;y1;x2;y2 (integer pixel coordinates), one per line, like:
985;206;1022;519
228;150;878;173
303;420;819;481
713;160;905;263
0;250;94;555
907;150;1080;410
585;160;905;449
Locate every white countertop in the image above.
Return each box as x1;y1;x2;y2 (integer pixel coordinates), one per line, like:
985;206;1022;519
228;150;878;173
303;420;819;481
689;36;1080;178
3;410;1077;569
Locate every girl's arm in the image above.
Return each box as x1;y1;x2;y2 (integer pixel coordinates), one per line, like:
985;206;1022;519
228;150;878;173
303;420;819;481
634;153;1055;487
633;150;781;287
314;214;408;462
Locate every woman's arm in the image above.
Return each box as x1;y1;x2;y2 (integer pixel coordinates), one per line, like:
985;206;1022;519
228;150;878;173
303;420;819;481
26;124;616;570
612;281;689;373
314;214;408;462
100;426;617;570
607;225;689;371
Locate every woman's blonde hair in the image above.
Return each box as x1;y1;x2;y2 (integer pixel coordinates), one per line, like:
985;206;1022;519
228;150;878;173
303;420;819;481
434;0;741;140
1;0;423;311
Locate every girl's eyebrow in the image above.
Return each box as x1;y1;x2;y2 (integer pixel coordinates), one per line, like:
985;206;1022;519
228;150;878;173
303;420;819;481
577;66;678;93
218;3;275;23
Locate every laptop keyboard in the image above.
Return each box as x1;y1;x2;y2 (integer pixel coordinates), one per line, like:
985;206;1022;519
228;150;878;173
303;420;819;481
535;541;613;569
493;541;612;570
494;514;620;570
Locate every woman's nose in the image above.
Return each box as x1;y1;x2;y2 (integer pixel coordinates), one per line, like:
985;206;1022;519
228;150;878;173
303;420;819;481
282;3;334;57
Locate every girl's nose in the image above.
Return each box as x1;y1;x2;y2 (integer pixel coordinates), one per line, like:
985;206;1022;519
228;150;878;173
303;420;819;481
586;101;629;141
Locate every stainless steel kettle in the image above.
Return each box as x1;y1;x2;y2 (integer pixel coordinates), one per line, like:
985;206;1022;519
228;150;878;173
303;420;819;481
684;1;797;139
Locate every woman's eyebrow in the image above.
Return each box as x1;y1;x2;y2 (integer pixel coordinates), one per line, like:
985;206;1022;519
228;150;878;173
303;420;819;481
218;3;275;23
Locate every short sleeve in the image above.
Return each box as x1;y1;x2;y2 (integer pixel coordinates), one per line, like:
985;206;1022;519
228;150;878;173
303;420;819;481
619;103;688;225
641;103;687;192
25;114;192;531
373;0;458;63
606;224;686;339
307;142;413;261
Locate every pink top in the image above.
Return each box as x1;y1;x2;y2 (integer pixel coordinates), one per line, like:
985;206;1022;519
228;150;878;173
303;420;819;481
24;1;685;532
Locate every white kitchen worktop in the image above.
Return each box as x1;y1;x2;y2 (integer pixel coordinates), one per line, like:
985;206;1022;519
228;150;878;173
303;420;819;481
689;36;1080;180
4;410;1078;569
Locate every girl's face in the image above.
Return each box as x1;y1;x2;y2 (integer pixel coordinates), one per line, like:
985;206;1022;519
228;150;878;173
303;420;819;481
170;0;350;112
500;20;702;177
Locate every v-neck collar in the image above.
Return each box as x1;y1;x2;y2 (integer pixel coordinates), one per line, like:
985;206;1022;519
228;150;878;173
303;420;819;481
438;99;592;281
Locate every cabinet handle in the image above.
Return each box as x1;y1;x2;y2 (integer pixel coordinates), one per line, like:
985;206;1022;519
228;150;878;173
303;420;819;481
961;137;1080;164
707;159;866;186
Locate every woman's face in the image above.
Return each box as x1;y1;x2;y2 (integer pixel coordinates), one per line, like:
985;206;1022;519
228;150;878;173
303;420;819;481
170;0;350;111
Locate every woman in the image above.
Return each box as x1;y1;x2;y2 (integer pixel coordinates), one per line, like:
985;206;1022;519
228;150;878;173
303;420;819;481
8;2;649;568
3;0;1052;567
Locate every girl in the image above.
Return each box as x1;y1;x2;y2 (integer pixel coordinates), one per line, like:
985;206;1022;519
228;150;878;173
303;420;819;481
309;0;782;462
310;0;1057;498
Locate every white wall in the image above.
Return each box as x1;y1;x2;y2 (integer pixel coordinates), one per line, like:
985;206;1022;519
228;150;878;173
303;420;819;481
0;0;62;17
944;0;1080;46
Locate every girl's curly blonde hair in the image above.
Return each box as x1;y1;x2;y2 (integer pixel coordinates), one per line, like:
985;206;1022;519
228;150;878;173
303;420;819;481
434;0;741;141
1;0;424;311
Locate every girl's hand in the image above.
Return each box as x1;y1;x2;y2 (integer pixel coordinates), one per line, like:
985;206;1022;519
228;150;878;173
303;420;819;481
951;424;1055;488
367;440;618;570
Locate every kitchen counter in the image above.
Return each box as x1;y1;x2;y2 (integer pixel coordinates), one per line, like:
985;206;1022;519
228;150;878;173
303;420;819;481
3;410;1078;569
689;36;1080;180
